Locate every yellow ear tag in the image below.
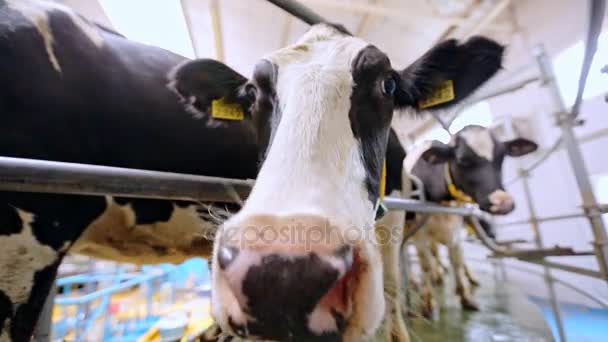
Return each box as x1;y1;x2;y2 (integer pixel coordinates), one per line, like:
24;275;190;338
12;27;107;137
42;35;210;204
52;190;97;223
418;79;455;109
211;97;244;121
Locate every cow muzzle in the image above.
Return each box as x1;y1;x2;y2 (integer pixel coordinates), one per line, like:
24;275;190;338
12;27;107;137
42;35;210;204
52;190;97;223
211;214;361;341
488;190;514;215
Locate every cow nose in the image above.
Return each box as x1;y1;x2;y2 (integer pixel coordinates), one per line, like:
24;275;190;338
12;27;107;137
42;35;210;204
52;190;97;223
488;190;514;214
214;215;356;341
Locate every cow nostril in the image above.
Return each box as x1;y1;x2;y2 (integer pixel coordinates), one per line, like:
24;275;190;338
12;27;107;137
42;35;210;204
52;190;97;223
218;246;239;270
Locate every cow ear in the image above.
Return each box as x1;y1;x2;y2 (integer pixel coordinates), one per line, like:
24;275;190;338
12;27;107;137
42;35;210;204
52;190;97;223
168;59;251;115
395;36;504;110
504;138;538;157
421;141;455;164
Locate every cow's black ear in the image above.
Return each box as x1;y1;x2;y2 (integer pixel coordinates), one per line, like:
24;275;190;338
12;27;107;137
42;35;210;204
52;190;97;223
504;138;538;157
396;36;504;110
421;141;455;164
168;59;250;115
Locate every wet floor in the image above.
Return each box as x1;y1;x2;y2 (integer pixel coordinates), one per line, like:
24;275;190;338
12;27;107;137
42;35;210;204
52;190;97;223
406;271;554;342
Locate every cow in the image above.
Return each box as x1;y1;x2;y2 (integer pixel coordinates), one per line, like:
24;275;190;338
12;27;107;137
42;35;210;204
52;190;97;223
402;125;538;318
0;1;504;341
0;1;258;340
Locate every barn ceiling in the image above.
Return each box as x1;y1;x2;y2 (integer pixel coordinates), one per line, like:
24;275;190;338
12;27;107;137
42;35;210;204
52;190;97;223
53;0;518;140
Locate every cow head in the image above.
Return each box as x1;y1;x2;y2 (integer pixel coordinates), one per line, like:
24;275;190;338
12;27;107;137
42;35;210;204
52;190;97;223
422;125;537;214
171;24;504;341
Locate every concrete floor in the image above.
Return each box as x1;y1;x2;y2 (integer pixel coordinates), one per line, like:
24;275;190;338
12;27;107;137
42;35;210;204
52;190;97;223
406;271;554;342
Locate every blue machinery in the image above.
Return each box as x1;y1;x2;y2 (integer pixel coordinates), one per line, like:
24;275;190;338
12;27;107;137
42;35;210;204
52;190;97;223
0;0;605;341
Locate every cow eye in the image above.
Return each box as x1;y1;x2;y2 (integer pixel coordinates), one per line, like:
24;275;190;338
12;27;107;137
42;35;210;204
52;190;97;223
381;77;397;96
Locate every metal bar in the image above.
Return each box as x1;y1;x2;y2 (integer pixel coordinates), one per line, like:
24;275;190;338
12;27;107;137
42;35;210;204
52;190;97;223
383;197;493;221
497;212;591;227
570;0;606;117
465;257;608;308
462;0;511;39
521;259;605;280
0;156;253;202
265;0;326;25
534;45;608;282
355;0;382;36
180;0;200;58
55;272;163;305
460;74;540;108
280;15;293;47
210;0;225;61
518;138;568;342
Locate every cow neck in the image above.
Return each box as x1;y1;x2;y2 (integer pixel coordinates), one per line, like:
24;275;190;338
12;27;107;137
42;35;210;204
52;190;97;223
444;162;473;203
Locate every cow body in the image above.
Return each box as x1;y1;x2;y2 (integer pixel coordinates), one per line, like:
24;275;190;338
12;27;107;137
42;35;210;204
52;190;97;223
0;1;258;340
401;125;537;318
1;1;505;341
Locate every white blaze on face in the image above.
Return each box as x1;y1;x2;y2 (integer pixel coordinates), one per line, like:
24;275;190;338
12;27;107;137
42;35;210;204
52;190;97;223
233;26;373;230
458;127;495;161
7;0;104;73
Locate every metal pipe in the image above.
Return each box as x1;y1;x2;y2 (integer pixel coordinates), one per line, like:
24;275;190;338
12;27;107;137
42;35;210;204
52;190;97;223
519;154;568;342
462;0;511;40
180;0;200;58
534;45;608;282
497;212;592;227
209;0;225;61
265;0;326;25
459;74;540;109
570;0;606;117
383;197;493;221
465;257;608;308
522;259;605;280
0;156;253;203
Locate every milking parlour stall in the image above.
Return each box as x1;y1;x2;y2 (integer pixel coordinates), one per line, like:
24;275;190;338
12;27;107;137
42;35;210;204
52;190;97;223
0;0;607;341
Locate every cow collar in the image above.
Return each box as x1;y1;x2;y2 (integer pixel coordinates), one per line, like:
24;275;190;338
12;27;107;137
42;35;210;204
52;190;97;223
444;163;473;203
374;160;388;220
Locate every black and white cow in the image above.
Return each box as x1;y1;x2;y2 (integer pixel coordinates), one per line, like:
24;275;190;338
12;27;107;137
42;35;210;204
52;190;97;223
193;28;504;341
0;0;504;341
0;1;260;341
402;125;538;317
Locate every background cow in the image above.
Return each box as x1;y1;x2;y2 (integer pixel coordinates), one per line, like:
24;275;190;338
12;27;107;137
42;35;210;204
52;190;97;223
0;1;503;341
403;125;538;318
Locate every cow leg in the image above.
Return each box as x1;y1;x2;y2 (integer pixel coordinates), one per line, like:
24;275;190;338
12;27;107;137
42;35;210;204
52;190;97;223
0;199;95;342
446;242;479;311
376;211;410;342
429;240;445;286
413;237;438;320
1;260;63;342
464;262;480;287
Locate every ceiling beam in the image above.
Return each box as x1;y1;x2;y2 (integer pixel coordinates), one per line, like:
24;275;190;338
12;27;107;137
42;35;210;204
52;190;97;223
209;0;225;62
280;15;293;47
355;0;383;36
180;0;200;58
461;0;511;39
298;0;467;25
